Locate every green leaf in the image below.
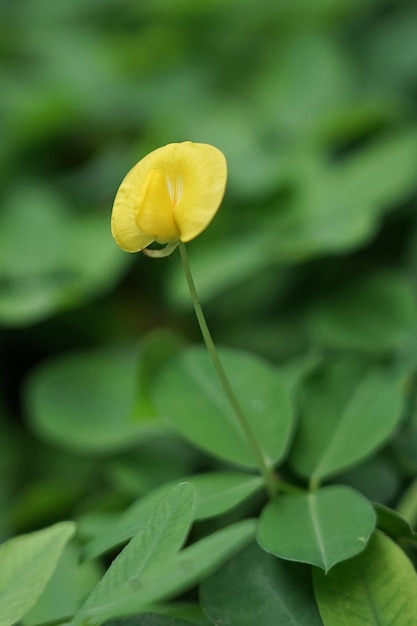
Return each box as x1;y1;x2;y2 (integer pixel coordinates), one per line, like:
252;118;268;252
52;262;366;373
104;616;195;626
0;184;128;326
396;474;417;527
257;486;375;572
335;455;401;504
81;484;183;561
25;346;161;454
393;410;417;477
79;519;256;625
266;130;417;263
308;272;417;353
116;602;211;625
313;530;417;625
200;541;322;625
153;346;293;468
166;234;270;309
0;521;75;626
80;483;196;622
367;10;417;89
191;472;263;520
374;503;414;541
23;544;102;626
150;603;211;626
277;351;322;397
83;472;262;560
107;436;197;498
289;358;403;485
333;129;417;212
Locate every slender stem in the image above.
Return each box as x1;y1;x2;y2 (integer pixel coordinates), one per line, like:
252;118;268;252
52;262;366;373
178;242;276;498
309;475;320;492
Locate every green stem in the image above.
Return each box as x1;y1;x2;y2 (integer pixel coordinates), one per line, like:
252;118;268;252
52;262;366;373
178;242;276;498
276;478;305;494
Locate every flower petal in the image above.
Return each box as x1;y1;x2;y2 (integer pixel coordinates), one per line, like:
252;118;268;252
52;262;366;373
111;183;154;254
111;144;180;252
173;142;227;242
136;168;180;243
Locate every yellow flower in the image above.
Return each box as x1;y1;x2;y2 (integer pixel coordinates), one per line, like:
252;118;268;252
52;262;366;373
111;141;227;254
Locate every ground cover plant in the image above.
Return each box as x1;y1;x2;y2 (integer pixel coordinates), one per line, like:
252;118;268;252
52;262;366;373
2;0;417;625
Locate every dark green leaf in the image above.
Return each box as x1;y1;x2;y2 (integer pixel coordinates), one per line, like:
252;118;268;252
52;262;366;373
335;456;400;504
308;272;417;353
104;616;195;626
200;541;322;625
374;503;414;540
397;475;417;527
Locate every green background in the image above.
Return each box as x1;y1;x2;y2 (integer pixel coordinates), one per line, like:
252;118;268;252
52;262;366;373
1;0;417;544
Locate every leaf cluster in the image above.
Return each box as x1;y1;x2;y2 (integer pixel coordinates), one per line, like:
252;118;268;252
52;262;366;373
2;0;417;625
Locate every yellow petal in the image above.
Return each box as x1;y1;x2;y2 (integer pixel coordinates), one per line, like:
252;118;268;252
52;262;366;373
135;169;180;243
172;142;227;242
111;144;179;252
111;180;154;254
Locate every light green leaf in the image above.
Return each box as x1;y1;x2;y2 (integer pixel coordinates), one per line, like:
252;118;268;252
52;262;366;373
257;486;375;572
25;347;161;454
79;519;256;625
289;358;403;486
80;483;196;622
308;272;417;353
313;530;417;625
23;544;102;626
82;485;179;561
191;472;263;520
0;521;75;626
200;541;322;625
83;472;262;560
153;346;293;468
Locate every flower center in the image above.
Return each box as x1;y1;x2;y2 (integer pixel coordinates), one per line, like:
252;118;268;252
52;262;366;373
166;174;183;208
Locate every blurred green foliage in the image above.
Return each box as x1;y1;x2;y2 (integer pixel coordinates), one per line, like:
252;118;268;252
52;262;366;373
2;0;417;622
